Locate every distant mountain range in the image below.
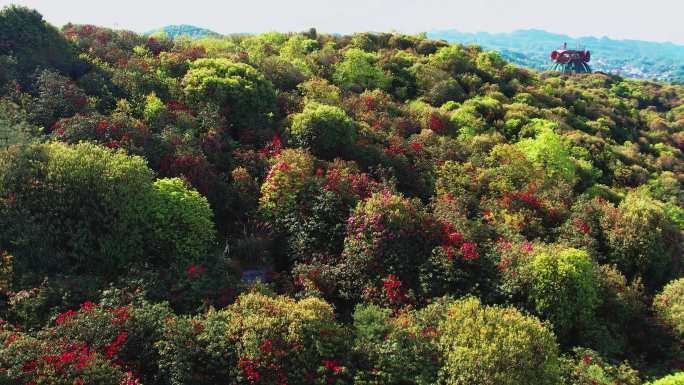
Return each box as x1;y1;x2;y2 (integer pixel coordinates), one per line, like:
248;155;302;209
146;24;220;39
427;29;684;83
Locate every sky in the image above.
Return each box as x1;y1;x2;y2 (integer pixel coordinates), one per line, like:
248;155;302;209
2;0;683;44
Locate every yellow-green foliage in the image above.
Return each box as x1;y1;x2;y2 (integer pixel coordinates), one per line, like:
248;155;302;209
516;119;578;183
438;297;560;385
0;252;11;292
148;178;216;269
601;191;680;287
648;373;684;385
0;142;154;275
143;92;169;129
288;102;357;159
182;58;276;130
333;48;391;92
529;247;601;339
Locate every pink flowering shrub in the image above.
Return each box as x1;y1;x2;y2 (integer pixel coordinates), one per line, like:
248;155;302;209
259;149;316;223
336;191;441;303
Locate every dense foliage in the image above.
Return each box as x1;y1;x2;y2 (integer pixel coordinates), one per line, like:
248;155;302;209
1;6;684;383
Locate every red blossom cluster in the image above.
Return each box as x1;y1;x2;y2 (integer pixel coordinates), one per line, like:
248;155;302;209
322;168;375;199
459;242;480;261
322;359;344;384
501;189;543;211
428;113;445;133
260;135;283;157
439;223;479;261
384;146;404;156
187;264;207;279
159;154;217;195
362;95;376;110
166;100;191;114
96;120;109;134
103;331;128;359
573;218;591;234
239;358;261;383
56;310;78;325
383;274;406;304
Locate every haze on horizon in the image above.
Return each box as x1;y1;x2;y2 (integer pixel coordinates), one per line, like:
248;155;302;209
2;0;683;45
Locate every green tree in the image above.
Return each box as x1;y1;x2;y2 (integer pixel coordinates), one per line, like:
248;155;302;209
182;58;277;134
653;278;684;340
146;178;216;271
0;6;79;87
288;103;357;159
529;247;602;342
516;119;578;183
333;48;391;92
601;192;680;288
438;297;560;385
0;142;153;278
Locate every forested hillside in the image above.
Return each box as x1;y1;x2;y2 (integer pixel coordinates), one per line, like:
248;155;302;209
147;24;220;39
2;5;684;385
429;29;684;84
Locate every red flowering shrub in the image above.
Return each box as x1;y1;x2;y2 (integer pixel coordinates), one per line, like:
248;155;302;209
560;196;612;256
157;292;350;385
285;160;380;263
420;208;497;300
54;113;149;154
259;148;316;223
335;191;441;302
158;152;219;197
0;297;172;385
343;89;409;135
49;299;173;384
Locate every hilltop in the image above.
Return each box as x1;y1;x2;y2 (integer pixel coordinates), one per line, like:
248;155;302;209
146;24;220;38
428;28;684;83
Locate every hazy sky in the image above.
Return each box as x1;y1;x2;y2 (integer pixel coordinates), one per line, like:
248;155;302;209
2;0;683;44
